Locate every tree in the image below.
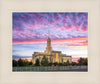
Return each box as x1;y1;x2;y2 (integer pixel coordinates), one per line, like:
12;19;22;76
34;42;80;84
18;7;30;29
58;63;63;66
35;58;40;66
12;60;18;67
23;59;29;66
13;59;33;67
41;55;49;66
78;58;88;66
53;62;58;66
71;62;77;66
63;62;66;66
66;60;70;66
28;61;33;66
48;62;53;66
18;58;24;66
83;58;88;65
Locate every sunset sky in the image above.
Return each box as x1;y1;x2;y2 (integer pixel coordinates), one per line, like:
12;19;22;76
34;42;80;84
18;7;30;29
12;12;88;62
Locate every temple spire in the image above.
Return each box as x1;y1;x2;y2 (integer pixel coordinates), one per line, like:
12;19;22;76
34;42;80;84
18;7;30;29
44;30;52;53
48;30;50;38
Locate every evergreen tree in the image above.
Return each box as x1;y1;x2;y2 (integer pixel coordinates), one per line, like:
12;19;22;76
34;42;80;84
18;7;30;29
35;58;40;66
41;55;48;66
66;60;70;66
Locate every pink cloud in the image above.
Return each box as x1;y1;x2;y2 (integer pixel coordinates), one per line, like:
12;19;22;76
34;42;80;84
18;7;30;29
64;25;72;31
13;36;88;45
21;15;26;18
29;14;34;17
61;29;65;33
13;38;47;45
33;23;39;29
56;27;61;30
81;27;87;32
72;58;80;62
28;24;34;29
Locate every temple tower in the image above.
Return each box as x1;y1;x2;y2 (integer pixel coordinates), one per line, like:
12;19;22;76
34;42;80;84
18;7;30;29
45;31;52;54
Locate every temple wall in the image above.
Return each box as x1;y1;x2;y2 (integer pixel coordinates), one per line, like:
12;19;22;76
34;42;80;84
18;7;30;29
32;52;72;64
62;56;72;63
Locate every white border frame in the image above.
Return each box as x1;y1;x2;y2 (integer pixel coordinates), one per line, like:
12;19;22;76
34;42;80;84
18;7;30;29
0;0;100;84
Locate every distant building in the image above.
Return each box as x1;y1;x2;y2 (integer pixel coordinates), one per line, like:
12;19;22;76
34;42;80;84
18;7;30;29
32;31;72;64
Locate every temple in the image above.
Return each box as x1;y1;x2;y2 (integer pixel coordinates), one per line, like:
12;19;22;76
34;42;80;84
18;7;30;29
32;31;72;64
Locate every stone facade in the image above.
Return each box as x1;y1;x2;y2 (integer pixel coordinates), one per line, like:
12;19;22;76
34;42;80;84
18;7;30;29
32;36;72;64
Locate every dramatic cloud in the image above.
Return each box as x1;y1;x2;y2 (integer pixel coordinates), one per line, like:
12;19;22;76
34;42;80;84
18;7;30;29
12;12;88;62
13;13;88;43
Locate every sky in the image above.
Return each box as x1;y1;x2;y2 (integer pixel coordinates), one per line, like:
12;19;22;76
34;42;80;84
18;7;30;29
12;12;88;62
